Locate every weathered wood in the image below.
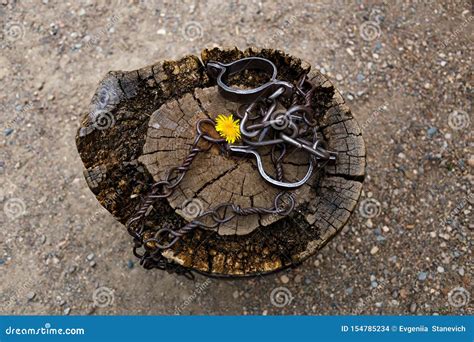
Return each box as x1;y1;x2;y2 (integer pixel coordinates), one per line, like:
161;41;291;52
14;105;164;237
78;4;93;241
76;47;366;277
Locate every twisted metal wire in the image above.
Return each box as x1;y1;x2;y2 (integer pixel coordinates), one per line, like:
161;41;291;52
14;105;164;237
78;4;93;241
125;72;334;275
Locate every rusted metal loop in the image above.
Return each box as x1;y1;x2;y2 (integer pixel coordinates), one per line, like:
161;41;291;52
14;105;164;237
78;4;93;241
206;57;294;104
229;146;314;189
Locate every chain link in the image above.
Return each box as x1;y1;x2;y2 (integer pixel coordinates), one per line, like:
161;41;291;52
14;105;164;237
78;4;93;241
126;71;335;276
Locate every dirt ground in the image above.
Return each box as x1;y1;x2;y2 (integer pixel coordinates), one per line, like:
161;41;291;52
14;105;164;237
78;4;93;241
0;0;472;315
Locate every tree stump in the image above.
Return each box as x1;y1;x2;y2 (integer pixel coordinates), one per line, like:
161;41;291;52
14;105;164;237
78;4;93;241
76;47;366;277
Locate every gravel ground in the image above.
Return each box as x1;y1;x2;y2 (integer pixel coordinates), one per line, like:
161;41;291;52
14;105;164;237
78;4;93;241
0;0;472;315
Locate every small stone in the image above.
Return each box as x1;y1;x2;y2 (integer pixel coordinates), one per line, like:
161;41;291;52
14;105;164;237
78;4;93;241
157;28;166;35
64;307;71;315
468;158;474;168
280;275;289;284
0;259;5;265
294;275;303;283
47;94;55;101
336;244;344;254
458;267;465;276
370;246;379;255
409;302;417;313
4;128;13;136
392;290;399;298
345;287;353;295
78;8;86;16
86;253;95;261
127;260;134;269
382;225;389;233
356;73;365;82
26;292;36;301
366;219;373;228
427;127;438;138
371;281;378;288
335;74;343;81
399;288;408;299
232;290;239;299
89;260;96;267
437;266;444;273
418;271;428;281
440;60;447;67
314;260;320;267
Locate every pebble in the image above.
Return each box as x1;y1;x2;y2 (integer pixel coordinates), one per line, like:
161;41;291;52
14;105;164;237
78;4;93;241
232;290;239;299
336;244;344;254
64;307;71;315
294;275;303;283
0;259;5;265
89;261;96;267
437;266;444;273
127;260;134;269
370;246;379;255
345;287;353;295
427;127;438;138
468;158;474;168
392;290;399;299
382;226;390;233
409;302;417;313
280;275;289;284
335;74;343;81
458;267;465;276
417;271;428;281
371;281;378;288
366;219;373;228
4;128;13;136
26;291;36;301
86;253;95;261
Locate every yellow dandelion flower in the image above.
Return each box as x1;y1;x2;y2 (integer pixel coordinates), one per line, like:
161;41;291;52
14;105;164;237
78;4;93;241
215;114;241;144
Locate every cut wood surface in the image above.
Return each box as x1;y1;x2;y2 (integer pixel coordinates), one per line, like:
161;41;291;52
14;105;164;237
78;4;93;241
76;47;366;277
